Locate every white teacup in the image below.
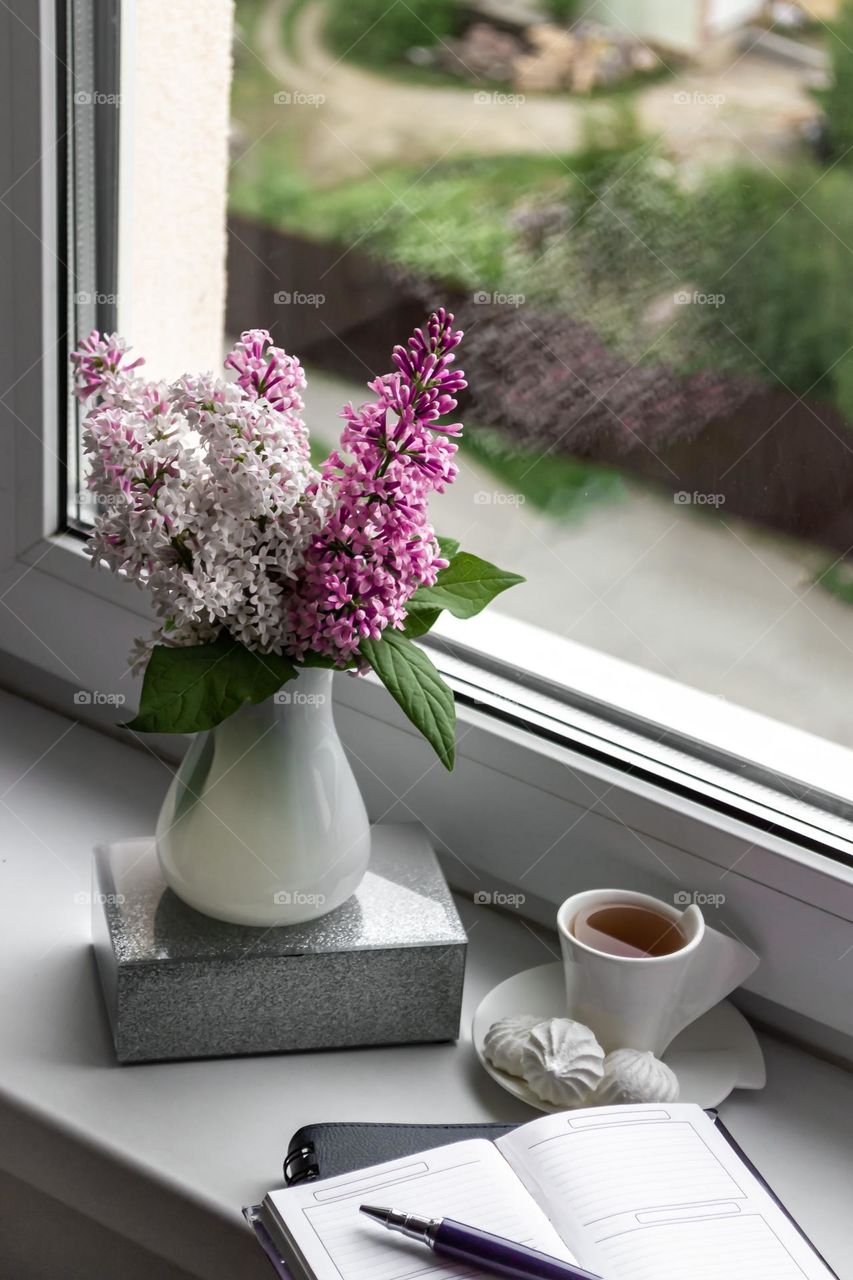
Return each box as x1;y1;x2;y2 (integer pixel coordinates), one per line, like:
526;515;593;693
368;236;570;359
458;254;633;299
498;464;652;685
557;888;759;1055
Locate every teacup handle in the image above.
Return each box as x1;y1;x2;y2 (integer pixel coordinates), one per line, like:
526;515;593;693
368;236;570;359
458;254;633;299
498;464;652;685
666;917;759;1047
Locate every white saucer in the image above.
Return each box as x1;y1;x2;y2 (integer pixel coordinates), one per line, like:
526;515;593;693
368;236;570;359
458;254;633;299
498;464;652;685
472;962;766;1112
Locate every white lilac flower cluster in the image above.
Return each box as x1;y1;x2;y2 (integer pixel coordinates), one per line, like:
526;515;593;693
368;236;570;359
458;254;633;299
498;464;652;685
73;330;330;668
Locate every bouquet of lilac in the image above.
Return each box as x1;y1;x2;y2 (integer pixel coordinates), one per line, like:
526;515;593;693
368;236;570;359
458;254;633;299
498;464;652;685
71;311;523;767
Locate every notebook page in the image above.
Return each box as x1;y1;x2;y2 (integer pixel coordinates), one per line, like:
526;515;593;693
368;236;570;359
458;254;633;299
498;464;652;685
496;1104;833;1280
265;1138;577;1280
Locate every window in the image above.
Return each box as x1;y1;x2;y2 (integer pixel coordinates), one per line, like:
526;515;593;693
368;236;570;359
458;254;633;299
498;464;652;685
3;0;853;1048
221;0;853;814
51;0;853;830
65;0;121;531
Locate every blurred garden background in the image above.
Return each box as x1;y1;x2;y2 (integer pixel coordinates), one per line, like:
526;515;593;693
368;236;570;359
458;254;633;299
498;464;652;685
225;0;853;748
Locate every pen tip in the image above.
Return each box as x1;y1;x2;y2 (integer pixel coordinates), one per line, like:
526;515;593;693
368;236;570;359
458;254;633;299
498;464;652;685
360;1205;389;1223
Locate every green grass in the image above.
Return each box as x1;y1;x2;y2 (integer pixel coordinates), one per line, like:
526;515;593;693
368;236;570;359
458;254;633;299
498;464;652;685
463;426;625;519
281;0;313;59
309;434;333;468
232;0;279;114
816;560;853;605
230;137;316;225
231;149;575;291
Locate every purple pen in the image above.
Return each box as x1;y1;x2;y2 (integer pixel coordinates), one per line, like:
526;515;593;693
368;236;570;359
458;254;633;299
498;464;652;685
359;1205;602;1280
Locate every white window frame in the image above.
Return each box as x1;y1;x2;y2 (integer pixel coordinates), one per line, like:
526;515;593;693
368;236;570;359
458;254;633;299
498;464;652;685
3;0;853;1057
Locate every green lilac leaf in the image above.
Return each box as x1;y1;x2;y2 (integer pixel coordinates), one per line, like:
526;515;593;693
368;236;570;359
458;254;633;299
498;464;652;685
407;551;525;619
360;630;456;769
401;606;443;639
126;637;297;734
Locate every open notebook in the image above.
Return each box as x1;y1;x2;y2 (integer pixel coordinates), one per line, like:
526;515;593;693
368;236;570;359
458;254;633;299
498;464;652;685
255;1104;835;1280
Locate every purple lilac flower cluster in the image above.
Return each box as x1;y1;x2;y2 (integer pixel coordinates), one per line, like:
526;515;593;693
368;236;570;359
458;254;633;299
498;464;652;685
70;330;144;403
288;309;465;662
71;312;465;669
223;328;310;459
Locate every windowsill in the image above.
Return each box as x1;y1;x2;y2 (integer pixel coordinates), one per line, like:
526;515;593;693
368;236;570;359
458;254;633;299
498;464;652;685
431;611;853;829
0;687;851;1278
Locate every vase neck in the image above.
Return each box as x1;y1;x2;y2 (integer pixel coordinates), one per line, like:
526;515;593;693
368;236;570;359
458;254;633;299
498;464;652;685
277;666;335;712
218;667;336;735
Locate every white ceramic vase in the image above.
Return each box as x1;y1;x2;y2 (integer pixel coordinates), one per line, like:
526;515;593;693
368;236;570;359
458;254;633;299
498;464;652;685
155;669;371;926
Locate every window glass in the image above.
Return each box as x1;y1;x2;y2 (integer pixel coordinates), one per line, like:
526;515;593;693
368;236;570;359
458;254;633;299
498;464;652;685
83;0;853;757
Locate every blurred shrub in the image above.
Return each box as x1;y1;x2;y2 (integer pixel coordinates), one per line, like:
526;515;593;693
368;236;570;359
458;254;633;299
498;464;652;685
687;165;853;415
547;0;578;22
230;149;313;224
463;423;624;517
519;125;853;420
814;0;853;163
325;0;459;65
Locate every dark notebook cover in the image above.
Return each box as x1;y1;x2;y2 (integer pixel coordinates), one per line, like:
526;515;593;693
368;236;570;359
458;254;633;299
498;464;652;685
246;1116;839;1280
283;1120;515;1185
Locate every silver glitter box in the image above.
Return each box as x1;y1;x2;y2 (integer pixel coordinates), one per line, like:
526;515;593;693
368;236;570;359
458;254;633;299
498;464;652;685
92;824;467;1064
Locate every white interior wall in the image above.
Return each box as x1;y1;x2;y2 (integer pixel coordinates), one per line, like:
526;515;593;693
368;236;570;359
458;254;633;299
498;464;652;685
118;0;234;380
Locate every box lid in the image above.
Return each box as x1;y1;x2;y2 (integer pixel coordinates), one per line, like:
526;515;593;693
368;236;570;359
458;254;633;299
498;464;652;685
94;823;467;966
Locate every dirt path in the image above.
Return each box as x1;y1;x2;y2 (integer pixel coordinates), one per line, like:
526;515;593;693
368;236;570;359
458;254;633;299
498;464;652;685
257;0;819;181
